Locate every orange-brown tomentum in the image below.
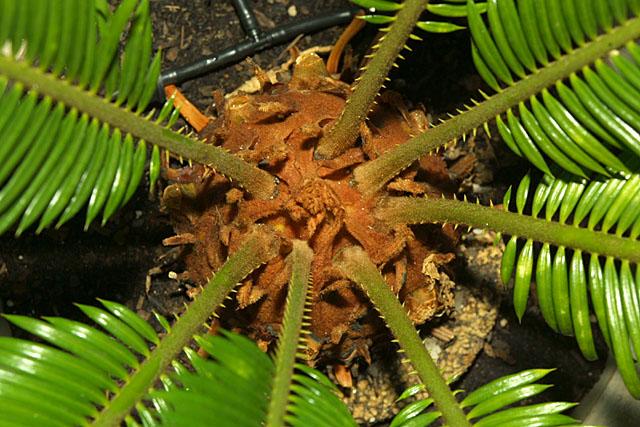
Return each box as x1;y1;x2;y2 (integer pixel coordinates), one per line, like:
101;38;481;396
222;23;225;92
162;53;460;364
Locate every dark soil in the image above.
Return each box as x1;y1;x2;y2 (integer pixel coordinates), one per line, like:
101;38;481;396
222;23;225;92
0;0;605;424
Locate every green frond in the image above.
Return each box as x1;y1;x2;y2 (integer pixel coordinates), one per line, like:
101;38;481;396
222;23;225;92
500;170;640;397
286;364;356;427
267;241;324;427
0;301;353;427
0;229;281;426
468;0;640;175
0;231;356;426
151;334;354;427
150;331;274;427
0;0;173;234
0;299;160;426
376;191;640;397
0;0;278;235
391;369;583;427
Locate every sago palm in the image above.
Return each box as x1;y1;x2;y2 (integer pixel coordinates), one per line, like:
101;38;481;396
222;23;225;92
0;0;638;426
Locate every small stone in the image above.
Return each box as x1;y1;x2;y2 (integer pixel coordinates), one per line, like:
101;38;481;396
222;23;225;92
499;318;508;328
165;47;179;62
287;5;297;17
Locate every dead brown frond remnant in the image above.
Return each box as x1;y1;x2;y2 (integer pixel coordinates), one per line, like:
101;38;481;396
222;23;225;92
162;53;461;365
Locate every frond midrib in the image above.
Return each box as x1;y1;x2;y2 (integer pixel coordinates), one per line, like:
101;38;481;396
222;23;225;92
0;56;277;199
378;197;640;264
92;230;280;426
354;15;640;195
266;241;313;427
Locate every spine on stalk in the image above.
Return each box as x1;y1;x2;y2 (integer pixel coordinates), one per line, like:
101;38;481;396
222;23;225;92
315;0;430;160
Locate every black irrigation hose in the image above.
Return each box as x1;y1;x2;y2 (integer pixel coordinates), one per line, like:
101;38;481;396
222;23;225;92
155;6;358;102
232;0;262;42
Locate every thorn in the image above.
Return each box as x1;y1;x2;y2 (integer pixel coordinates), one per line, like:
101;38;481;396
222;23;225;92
484;121;491;137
